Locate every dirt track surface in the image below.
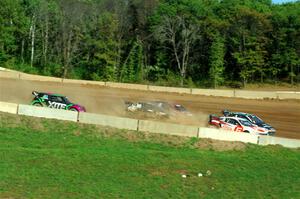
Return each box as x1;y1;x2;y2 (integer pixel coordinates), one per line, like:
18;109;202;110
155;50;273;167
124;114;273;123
1;78;300;139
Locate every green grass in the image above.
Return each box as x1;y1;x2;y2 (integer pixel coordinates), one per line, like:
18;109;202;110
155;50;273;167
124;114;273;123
0;113;300;198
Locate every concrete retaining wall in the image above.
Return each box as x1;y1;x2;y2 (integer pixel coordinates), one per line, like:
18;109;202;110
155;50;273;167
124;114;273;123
148;86;191;94
276;92;300;100
62;79;105;86
0;67;19;72
20;73;62;82
0;101;18;114
198;127;259;144
258;136;300;148
1;67;300;100
234;90;277;99
18;104;78;122
138;120;198;137
192;89;235;97
79;112;138;131
0;71;20;79
106;82;148;91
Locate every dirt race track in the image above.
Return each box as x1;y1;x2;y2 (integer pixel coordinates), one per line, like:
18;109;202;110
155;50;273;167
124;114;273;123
1;78;300;139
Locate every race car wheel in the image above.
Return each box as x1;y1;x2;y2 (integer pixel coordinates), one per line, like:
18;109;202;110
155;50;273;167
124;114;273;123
33;103;43;107
243;130;250;133
69;108;78;112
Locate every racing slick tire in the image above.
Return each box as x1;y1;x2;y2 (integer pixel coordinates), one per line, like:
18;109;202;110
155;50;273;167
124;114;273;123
243;130;250;133
69;108;78;112
33;102;43;107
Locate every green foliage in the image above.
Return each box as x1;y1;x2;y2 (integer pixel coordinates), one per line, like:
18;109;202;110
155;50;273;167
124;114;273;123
145;51;168;82
77;12;120;81
156;70;182;87
0;0;29;65
0;0;300;86
209;34;225;88
234;46;267;85
283;49;300;84
120;41;144;83
185;76;196;88
14;63;39;74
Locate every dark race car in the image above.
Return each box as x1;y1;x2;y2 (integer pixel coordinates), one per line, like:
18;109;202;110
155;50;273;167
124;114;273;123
31;91;86;112
173;104;193;116
125;101;169;116
222;110;276;135
125;100;192;118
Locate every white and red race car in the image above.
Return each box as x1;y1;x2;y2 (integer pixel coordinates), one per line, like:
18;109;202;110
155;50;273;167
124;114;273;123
209;115;270;135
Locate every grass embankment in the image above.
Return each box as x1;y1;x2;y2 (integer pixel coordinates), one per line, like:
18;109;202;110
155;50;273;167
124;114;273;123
0;113;299;198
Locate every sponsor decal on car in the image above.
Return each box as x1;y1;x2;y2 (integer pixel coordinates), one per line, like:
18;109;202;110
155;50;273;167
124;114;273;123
48;101;67;109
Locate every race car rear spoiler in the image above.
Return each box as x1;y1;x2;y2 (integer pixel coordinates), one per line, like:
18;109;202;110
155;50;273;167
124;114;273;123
32;91;39;97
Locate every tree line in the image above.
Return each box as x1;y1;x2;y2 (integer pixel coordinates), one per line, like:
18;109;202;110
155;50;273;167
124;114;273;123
0;0;300;88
